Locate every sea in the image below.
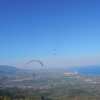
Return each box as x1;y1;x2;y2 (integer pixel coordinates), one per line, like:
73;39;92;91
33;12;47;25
68;65;100;74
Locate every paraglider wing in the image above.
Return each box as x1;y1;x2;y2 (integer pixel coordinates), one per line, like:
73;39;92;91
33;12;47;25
53;54;57;55
26;60;43;66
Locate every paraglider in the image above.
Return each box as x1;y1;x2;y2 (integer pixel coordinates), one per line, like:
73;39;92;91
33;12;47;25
26;60;43;66
53;54;57;59
32;73;35;77
53;54;57;55
25;60;43;77
53;48;57;59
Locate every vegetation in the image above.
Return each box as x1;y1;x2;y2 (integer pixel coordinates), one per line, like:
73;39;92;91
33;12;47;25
0;86;100;100
0;69;100;100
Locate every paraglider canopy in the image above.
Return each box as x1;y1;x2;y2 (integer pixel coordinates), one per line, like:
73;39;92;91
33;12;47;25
26;60;43;66
53;54;57;55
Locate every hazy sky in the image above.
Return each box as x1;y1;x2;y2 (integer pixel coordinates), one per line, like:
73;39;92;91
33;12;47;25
0;0;100;69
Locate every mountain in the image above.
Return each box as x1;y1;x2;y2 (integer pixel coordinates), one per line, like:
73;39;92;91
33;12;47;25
0;65;20;74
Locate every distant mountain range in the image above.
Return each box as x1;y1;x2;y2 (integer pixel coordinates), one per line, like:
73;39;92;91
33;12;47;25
0;65;20;74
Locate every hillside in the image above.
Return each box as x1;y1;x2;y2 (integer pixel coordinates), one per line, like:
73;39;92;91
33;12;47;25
0;65;20;74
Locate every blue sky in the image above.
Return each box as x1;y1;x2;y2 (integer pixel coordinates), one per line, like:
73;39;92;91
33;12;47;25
0;0;100;69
